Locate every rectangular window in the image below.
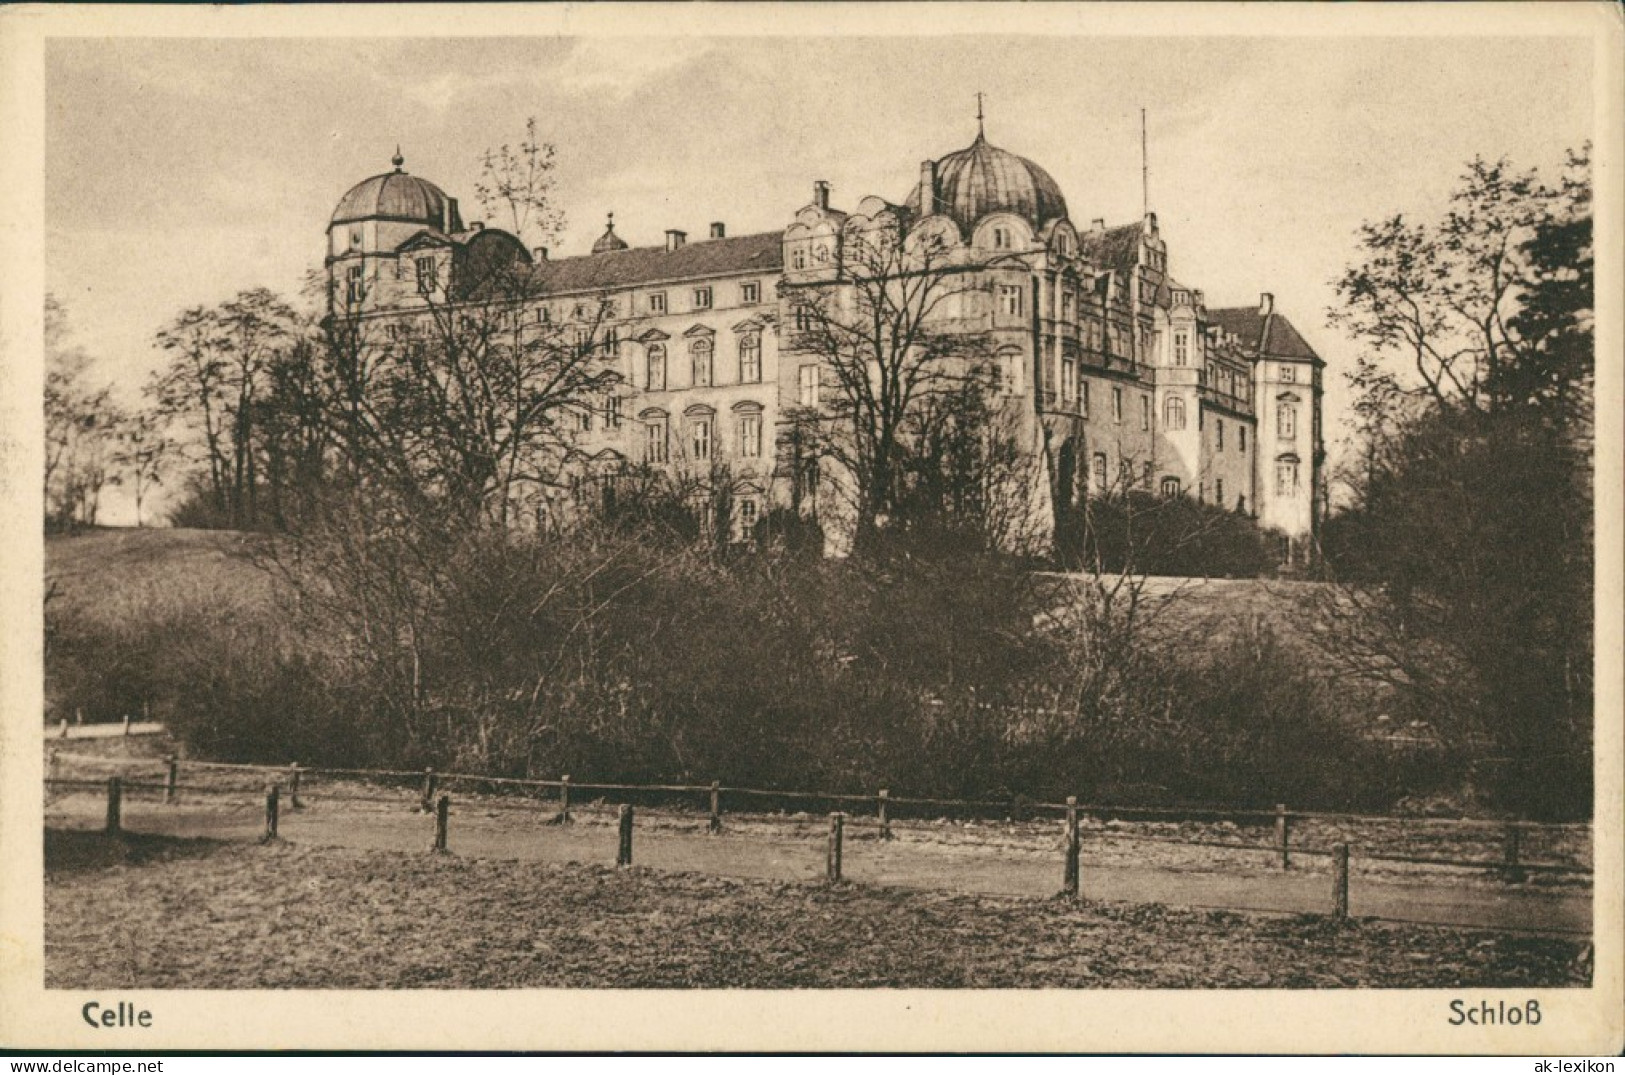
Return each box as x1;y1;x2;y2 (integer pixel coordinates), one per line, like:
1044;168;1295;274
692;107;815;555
1280;364;1296;383
604;395;622;430
646;346;667;391
1216;478;1225;505
602;326;619;356
798;364;820;408
993;227;1010;250
1174;330;1189;366
741;282;760;305
1276;460;1298;497
1091;453;1108;495
1061;290;1075;319
691;343;713;388
734;497;760;542
1278;403;1297;440
1143;461;1153;488
793;305;813;332
738;335;762;383
1217;419;1225;450
1240;425;1247;453
576;408;593;433
648;292;667;314
345;265;364;305
998;284;1024;318
415;256;437;294
1112;386;1123;424
536;305;551;324
1161;476;1181;498
737;412;762;458
690;417;713;462
645;419;668;464
1081;380;1090;418
693;287;712;310
1140;394;1150;431
1061;358;1077;406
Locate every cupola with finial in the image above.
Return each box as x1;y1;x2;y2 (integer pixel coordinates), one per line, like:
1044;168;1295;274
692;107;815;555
591;211;630;255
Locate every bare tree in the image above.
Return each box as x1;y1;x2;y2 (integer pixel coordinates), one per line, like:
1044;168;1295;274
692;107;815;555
473;116;566;248
44;295;121;530
111;410;171;528
779;214;1002;551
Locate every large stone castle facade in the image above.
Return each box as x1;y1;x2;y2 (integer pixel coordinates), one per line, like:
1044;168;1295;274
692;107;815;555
326;133;1325;558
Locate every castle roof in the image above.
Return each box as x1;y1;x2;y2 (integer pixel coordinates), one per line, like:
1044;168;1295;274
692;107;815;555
331;153;462;232
1208;306;1323;364
529;230;783;296
903;132;1069;234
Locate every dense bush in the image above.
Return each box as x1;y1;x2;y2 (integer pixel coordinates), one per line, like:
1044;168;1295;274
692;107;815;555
1056;491;1280;578
46;520;1463;814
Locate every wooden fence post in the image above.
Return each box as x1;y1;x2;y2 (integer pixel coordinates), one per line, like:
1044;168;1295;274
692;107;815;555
47;748;58;784
122;714;131;737
558;774;572;823
419;768;437;813
432;794;450;852
164;756;178;805
1503;825;1525;883
104;776;122;835
264;784;280;840
1332;843;1350;920
59;718;68;739
708;781;721;835
877;789;893;841
1275;804;1291;870
76;708;83;726
617;804;634;866
289;764;301;810
1064;796;1081;899
827;812;844;882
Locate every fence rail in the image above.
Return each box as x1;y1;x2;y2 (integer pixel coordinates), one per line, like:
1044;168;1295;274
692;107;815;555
43;751;1595;886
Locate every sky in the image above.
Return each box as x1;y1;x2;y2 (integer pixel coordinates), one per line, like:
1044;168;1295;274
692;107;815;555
43;30;1594;524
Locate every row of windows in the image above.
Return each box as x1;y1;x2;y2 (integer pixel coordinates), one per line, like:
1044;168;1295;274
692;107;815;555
645;336;763;390
645;281;760;316
639;409;764;464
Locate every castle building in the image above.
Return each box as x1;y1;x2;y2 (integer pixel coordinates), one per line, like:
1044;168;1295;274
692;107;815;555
326;132;1325;559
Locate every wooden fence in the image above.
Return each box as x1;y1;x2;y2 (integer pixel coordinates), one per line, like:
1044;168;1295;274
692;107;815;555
43;750;1593;923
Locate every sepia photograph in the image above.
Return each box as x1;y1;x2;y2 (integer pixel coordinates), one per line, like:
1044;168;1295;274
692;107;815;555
0;1;1620;1055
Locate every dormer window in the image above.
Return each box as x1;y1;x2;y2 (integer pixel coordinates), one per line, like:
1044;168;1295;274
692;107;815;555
415;256;437;295
993;226;1010;250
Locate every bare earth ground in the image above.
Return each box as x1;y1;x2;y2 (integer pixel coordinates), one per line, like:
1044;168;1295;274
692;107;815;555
45;831;1589;990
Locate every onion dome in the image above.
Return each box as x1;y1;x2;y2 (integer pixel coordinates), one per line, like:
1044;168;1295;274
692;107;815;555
904;131;1069;234
330;150;463;232
591;212;630;255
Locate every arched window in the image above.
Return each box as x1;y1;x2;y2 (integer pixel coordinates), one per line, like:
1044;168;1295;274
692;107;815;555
691;338;713;388
998;348;1024;395
645;344;667;391
738;334;762;383
1164;395;1186;431
1275;455;1299;497
1091;452;1108;496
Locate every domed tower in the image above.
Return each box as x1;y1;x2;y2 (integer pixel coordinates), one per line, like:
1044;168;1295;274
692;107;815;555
327;149;464;311
903;129;1069;236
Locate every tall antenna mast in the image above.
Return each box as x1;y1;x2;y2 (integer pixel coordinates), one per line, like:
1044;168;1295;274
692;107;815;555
1141;108;1149;216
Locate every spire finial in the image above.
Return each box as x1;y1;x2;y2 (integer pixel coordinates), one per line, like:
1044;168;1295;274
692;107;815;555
392;145;404;171
607;211;615;231
975;91;985;139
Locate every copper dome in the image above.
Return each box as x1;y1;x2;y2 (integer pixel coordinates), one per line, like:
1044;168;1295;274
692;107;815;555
904;132;1069;234
331;155;462;232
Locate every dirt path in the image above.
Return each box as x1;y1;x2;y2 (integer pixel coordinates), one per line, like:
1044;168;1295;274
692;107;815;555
49;797;1591;937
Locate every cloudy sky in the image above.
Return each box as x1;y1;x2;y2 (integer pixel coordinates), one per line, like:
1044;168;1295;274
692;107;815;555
43;24;1593;522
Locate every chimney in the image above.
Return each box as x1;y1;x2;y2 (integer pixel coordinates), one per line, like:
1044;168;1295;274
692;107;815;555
1091;218;1106;231
1193;289;1204;307
709;222;726;239
666;229;687;252
918;161;936;216
1259;292;1274;317
813;181;831;212
532;246;548;262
